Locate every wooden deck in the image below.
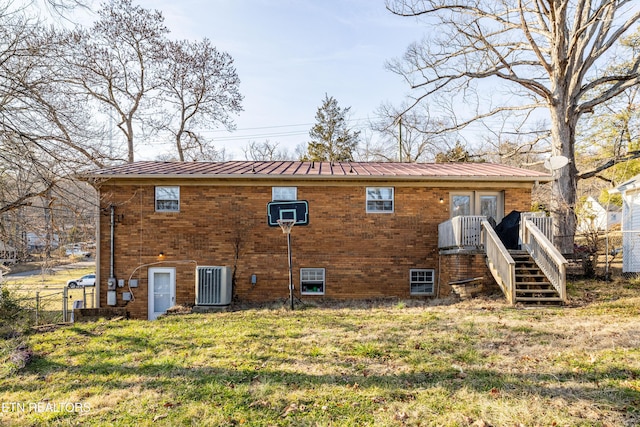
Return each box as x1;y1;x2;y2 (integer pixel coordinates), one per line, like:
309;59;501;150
439;213;567;305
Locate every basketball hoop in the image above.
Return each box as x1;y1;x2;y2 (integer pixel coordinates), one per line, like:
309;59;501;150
277;219;295;234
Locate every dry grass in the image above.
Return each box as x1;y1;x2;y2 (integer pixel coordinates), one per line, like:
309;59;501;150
0;278;639;426
4;267;96;316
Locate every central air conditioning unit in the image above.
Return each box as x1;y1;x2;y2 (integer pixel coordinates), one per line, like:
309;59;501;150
196;266;232;306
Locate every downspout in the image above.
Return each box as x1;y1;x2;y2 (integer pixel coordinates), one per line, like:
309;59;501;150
94;202;101;308
110;205;115;280
104;204;118;306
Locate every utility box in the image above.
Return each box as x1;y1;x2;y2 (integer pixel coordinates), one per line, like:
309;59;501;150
107;291;116;306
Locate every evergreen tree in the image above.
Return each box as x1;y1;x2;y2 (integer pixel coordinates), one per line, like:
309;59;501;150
302;94;360;162
435;141;484;163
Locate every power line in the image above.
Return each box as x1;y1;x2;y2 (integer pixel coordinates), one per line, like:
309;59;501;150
196;116;374;135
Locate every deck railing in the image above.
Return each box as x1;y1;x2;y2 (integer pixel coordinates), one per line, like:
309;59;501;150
438;215;486;249
481;220;516;304
520;213;553;242
521;218;567;302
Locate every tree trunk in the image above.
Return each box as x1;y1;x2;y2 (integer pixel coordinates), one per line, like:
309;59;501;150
549;102;578;254
175;132;185;161
127;120;135;163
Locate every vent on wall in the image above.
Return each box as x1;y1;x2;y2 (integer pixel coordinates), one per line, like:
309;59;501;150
196;266;232;306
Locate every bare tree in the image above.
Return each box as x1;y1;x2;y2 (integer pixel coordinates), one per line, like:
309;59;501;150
154;38;243;161
243;140;292;161
0;1;101;261
66;0;169;163
578;86;640;181
386;0;640;252
476;113;551;167
371;102;455;162
0;4;99;205
576;28;640;183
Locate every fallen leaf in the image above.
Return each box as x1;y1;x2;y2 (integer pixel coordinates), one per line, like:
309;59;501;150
395;411;409;421
153;413;168;422
281;403;298;417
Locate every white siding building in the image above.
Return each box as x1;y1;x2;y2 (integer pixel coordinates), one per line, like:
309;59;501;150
610;175;640;274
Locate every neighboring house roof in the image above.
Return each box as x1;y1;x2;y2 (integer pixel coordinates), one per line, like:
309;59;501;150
610;174;640;194
83;161;551;183
582;196;622;213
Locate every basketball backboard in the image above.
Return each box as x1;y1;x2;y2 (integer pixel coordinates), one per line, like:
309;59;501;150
267;200;309;227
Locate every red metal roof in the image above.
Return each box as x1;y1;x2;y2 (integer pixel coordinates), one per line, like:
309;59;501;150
83;161;551;181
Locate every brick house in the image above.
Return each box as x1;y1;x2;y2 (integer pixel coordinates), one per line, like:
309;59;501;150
84;161;551;319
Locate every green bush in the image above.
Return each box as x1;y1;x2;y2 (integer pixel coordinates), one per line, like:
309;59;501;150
0;285;34;377
0;285;31;337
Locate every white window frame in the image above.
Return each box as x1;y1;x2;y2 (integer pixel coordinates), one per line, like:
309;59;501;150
449;191;504;222
155;186;180;212
476;191;504;222
366;187;394;213
272;186;297;201
300;268;325;295
450;192;473;218
410;269;435;295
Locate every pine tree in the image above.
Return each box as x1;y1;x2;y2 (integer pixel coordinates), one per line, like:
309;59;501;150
302;94;360;162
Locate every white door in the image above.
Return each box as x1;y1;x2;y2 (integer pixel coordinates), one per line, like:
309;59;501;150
148;267;175;320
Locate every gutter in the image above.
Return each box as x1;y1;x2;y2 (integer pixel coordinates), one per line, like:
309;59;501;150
80;173;553;183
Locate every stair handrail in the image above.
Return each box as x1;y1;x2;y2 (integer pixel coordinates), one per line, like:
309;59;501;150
481;220;516;304
521;218;567;302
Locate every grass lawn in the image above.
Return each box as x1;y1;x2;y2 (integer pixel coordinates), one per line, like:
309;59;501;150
1;279;639;426
4;267;95;289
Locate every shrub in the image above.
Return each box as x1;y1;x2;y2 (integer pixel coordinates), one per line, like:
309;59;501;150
0;285;31;338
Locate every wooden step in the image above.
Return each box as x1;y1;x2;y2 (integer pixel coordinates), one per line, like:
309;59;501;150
516;284;554;289
516;273;547;281
515;288;559;294
515;273;547;279
502;250;565;305
515;296;564;303
512;260;533;265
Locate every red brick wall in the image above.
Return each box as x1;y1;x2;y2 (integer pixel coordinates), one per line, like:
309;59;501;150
437;252;497;296
97;181;532;318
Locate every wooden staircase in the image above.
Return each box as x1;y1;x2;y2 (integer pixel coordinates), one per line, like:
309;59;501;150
510;250;564;305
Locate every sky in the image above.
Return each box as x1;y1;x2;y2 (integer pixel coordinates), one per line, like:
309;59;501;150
132;0;427;160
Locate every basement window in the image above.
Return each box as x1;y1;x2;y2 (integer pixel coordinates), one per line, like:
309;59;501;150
155;186;180;212
410;269;435;295
300;268;325;295
366;187;394;213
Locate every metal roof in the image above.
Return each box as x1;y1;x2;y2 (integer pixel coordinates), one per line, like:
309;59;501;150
82;161;551;182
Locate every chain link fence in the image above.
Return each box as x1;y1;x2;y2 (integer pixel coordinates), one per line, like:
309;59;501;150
571;229;624;278
13;286;95;325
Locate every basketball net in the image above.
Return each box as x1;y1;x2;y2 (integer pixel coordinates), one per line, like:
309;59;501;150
277;219;296;234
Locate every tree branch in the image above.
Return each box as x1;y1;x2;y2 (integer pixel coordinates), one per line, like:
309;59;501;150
0;179;57;215
577;150;640;180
